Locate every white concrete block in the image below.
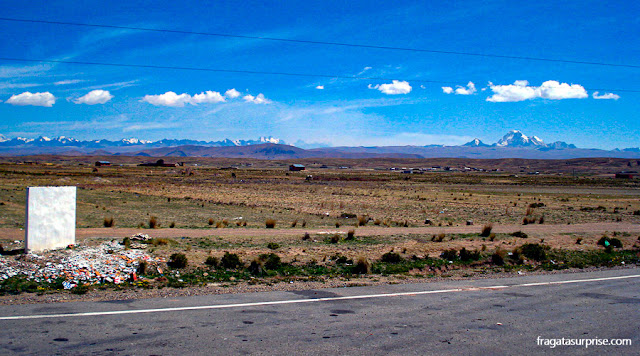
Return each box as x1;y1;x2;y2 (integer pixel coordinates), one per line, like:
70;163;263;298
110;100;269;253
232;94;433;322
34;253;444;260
25;186;76;252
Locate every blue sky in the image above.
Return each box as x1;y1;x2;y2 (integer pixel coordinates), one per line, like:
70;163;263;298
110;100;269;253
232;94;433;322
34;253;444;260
0;0;638;149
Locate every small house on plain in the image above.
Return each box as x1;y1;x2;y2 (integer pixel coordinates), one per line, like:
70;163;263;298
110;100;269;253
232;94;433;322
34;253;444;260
138;159;177;167
289;164;305;171
615;171;636;179
95;161;111;167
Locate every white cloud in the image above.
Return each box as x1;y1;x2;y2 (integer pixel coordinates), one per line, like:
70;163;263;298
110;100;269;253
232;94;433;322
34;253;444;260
536;80;588;100
54;79;84;86
225;88;241;98
455;82;476;95
73;90;113;105
442;87;453;94
243;93;271;104
370;80;412;95
142;91;192;107
592;91;620;100
316;85;325;90
143;90;271;106
6;92;56;107
191;90;226;104
357;66;372;75
487;80;587;102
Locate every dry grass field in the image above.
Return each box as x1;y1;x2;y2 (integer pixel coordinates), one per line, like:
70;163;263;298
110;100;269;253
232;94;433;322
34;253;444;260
0;156;639;298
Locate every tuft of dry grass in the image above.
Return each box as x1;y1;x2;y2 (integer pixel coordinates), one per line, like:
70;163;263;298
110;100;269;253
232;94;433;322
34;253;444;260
149;216;158;229
291;219;298;228
346;229;356;240
208;218;214;226
480;223;493;237
265;219;277;229
103;217;114;228
358;215;369;226
432;233;446;242
352;256;370;274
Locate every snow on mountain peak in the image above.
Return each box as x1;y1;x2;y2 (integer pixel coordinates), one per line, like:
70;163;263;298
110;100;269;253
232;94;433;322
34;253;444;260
497;130;545;147
462;138;489;147
259;136;281;144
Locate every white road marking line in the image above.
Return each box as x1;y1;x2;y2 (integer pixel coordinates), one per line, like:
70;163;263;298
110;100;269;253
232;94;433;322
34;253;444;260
0;274;638;321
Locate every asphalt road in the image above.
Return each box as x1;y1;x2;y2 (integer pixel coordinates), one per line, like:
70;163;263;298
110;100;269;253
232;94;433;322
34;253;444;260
0;269;639;355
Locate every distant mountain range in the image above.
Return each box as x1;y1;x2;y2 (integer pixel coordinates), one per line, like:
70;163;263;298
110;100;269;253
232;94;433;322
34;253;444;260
0;130;639;159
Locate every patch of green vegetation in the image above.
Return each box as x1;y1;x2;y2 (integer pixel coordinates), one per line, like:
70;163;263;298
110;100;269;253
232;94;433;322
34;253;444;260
0;276;64;295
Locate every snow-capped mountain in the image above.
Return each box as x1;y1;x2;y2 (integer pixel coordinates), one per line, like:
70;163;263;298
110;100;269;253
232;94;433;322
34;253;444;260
0;135;285;149
120;138;152;145
496;130;545;147
462;138;490;147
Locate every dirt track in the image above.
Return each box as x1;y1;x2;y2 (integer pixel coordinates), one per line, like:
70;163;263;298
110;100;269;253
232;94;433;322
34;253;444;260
2;222;639;241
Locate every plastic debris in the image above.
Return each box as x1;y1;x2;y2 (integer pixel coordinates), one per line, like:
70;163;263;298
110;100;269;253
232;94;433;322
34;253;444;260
0;240;163;288
130;233;151;242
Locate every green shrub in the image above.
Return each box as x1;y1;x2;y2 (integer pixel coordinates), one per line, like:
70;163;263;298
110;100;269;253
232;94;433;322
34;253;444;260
259;253;281;270
122;236;131;249
221;252;243;269
267;242;280;250
491;250;505;265
380;252;403;263
519;243;547;261
459;248;481;261
597;236;623;248
441;249;458;261
168;253;188;268
248;260;265;275
205;256;219;267
511;231;528;238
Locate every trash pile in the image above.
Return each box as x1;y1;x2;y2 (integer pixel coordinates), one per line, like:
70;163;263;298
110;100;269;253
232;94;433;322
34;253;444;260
0;239;164;289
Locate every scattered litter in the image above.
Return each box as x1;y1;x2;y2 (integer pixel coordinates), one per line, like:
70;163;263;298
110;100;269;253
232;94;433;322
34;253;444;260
517;271;524;275
496;323;502;326
0;240;163;288
130;233;151;242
